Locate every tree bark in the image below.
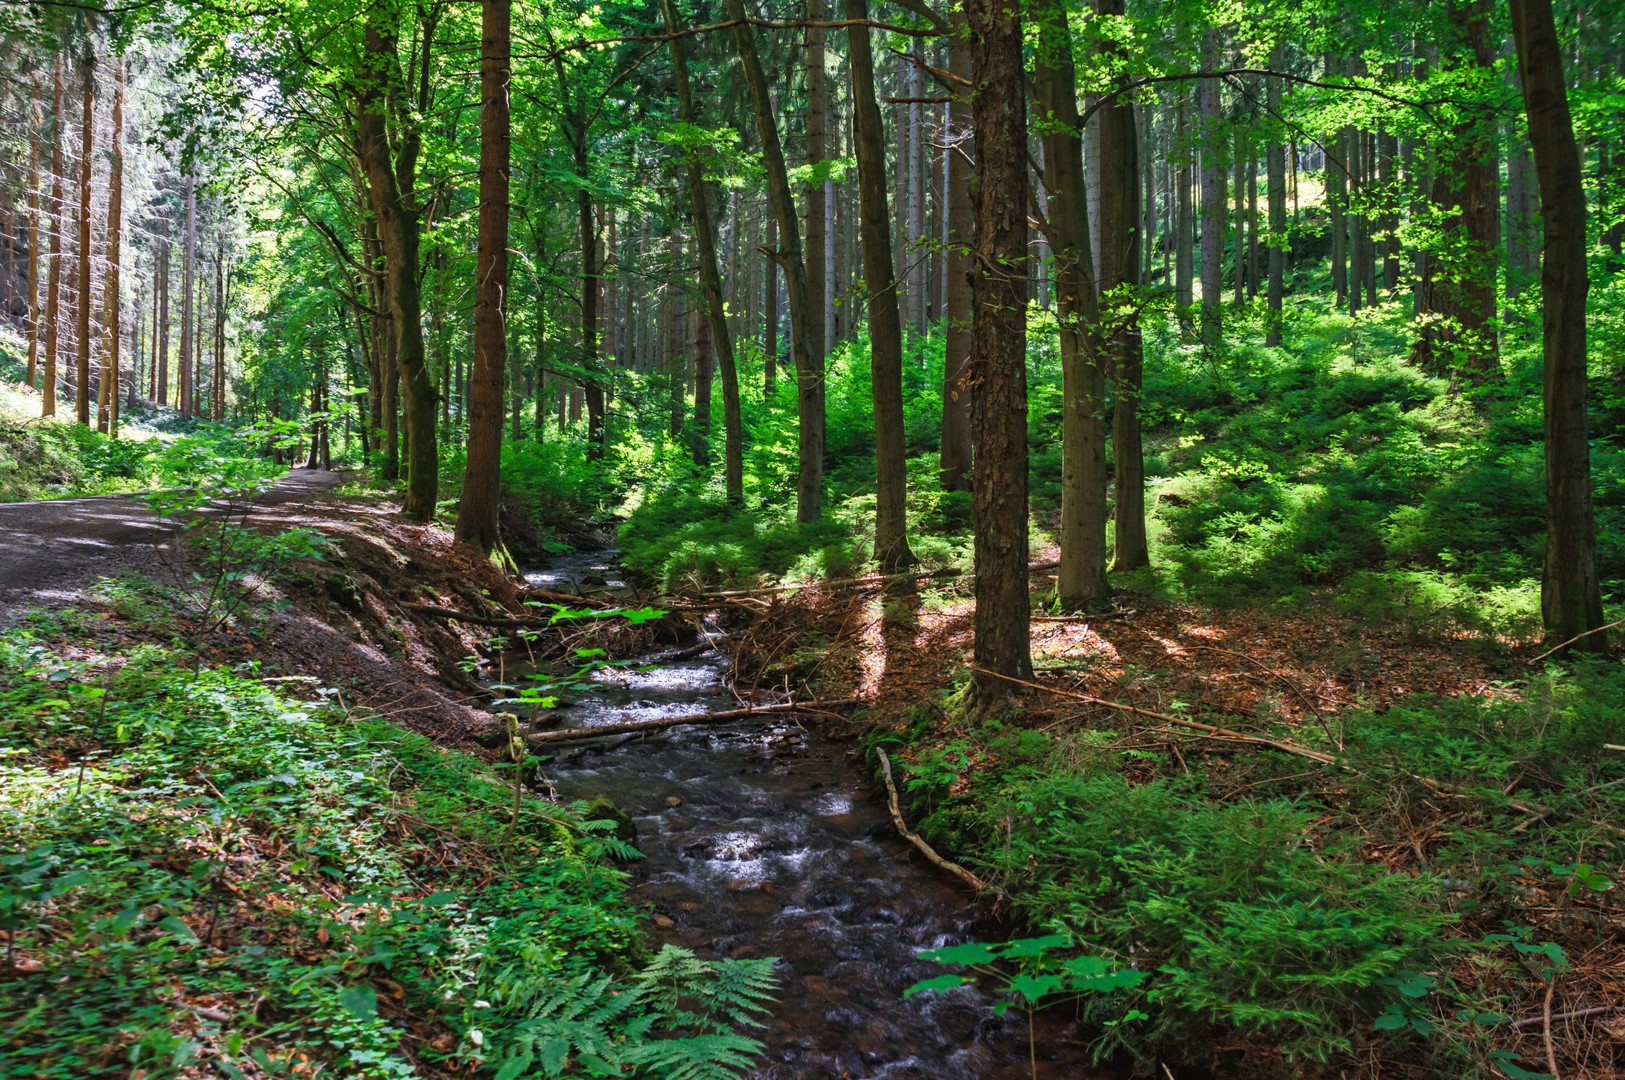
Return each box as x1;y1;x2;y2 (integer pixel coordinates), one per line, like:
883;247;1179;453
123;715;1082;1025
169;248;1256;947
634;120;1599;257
1265;53;1286;347
1509;0;1605;651
1098;0;1146;572
99;58;124;435
179;174;195;420
846;0;914;569
355;10;438;518
966;0;1033;702
24;87;40;391
455;0;510;555
1414;0;1500;384
724;0;823;522
1033;0;1107;609
43;56;64;418
663;0;744;503
1175;90;1193;318
806;0;827;364
155;232;168;406
1198;34;1223;347
938;18;973;492
75;50;94;427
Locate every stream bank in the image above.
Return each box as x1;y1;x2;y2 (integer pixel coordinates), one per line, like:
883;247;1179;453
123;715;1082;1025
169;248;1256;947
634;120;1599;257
525;550;1114;1080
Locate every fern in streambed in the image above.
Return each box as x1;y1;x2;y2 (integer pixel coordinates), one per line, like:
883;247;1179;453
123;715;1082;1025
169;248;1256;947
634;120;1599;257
484;945;777;1080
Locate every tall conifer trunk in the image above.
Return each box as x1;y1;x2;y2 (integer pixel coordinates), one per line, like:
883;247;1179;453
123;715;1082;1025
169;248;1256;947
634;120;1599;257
1197;35;1223;346
100;58;124;435
43;56;64;418
1266;54;1286;347
725;0;822;521
937;18;973;492
966;0;1033;703
25;88;40;391
1034;0;1107;609
845;0;913;568
1510;0;1605;651
454;0;509;553
179;174;195;419
663;0;744;503
75;50;94;426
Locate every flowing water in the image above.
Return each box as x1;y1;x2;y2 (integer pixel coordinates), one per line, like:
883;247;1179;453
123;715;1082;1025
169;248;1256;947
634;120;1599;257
524;551;1111;1080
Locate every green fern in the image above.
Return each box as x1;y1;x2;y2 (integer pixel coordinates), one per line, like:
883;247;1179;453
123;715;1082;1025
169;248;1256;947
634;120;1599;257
634;944;778;1034
485;945;777;1080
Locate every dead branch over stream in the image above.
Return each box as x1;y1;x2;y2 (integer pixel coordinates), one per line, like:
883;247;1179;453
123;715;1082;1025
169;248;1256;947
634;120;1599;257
527;698;862;743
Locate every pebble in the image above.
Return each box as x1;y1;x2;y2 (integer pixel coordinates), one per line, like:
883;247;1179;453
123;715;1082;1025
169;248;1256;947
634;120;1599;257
653;914;675;928
666;796;683;807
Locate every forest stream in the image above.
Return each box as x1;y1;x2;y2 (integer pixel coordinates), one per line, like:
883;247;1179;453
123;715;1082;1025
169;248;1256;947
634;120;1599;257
523;551;1112;1080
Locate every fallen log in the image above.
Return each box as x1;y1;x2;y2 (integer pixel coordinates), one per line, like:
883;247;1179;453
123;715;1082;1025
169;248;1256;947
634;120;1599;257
527;698;863;743
683;560;1059;600
876;748;990;893
406;604;551;629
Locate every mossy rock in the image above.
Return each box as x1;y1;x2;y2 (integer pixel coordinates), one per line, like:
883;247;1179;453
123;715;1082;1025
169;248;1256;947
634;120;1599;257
583;798;639;846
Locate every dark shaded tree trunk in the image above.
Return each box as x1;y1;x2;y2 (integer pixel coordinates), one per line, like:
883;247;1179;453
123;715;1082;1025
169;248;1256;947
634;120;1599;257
455;0;510;554
966;0;1033;703
356;11;437;517
1099;0;1146;572
180;174;195;420
1197;34;1223;347
1414;0;1501;383
1033;0;1107;609
724;0;823;522
806;0;827;365
43;56;63;418
1265;52;1286;347
99;58;124;435
1510;0;1605;651
663;0;744;503
74;51;94;426
845;0;913;568
24;88;40;391
1175;90;1193;318
937;18;973;492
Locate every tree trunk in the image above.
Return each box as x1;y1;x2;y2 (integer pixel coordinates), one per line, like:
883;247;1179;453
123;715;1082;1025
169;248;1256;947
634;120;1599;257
356;14;438;518
455;0;510;554
938;19;974;492
1510;0;1605;651
1266;55;1286;347
762;212;777;395
1232;124;1246;309
845;0;914;569
179;174;195;420
663;0;744;502
1414;0;1501;384
75;51;94;427
1198;36;1223;346
966;0;1033;702
155;234;168;406
100;58;124;435
24;88;40;392
724;0;823;522
1034;0;1107;609
1175;90;1193;318
1099;0;1147;572
43;55;64;418
806;0;827;364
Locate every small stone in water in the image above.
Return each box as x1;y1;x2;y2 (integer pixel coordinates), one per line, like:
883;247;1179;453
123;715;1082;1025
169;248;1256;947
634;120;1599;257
653;914;675;928
667;796;683;807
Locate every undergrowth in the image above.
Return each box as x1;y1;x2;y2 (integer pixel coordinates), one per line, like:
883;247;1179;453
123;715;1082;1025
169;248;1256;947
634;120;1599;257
875;660;1625;1075
0;626;774;1079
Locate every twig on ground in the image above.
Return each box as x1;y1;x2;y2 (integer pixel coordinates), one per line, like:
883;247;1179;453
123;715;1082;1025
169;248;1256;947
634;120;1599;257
875;747;990;893
1528;618;1625;664
1513;1005;1619;1030
1544;976;1561;1080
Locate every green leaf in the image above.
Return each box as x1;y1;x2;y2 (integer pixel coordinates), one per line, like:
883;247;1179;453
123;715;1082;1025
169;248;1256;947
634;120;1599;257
1000;934;1069;958
1373;1011;1409;1031
918;941;998;965
1007;973;1064;1004
903;974;970;998
338;984;377;1021
494;1051;535;1080
158;916;198;943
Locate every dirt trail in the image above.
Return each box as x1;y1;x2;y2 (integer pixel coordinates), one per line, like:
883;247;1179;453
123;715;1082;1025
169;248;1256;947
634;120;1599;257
0;469;343;621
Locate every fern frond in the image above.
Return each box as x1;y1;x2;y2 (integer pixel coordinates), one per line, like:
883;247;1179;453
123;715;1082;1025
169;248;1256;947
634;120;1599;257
624;1032;768;1080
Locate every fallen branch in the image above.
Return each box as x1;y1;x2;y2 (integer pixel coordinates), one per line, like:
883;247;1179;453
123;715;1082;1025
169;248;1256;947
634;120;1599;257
1528;618;1624;664
1544;976;1561;1080
406;604;552;628
685;561;1060;600
875;747;990;893
1512;1004;1619;1030
518;588;622;610
527;699;862;743
972;667;1625;839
